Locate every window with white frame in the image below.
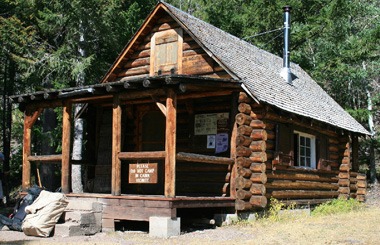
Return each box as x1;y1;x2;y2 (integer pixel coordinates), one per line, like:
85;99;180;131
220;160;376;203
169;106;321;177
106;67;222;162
293;131;316;168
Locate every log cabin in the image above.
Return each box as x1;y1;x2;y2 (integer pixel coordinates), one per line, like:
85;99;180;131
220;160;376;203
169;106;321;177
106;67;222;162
10;1;369;234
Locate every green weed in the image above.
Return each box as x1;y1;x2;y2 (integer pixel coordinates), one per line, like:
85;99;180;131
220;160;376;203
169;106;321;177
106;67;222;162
311;198;363;216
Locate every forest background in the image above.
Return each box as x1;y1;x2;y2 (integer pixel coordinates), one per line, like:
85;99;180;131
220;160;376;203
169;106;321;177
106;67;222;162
0;0;379;197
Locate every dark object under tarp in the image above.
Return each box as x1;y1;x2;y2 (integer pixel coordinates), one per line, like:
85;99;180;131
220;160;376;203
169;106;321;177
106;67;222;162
0;185;42;231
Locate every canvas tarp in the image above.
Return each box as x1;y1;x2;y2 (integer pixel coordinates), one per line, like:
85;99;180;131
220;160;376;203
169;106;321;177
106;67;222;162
22;190;68;237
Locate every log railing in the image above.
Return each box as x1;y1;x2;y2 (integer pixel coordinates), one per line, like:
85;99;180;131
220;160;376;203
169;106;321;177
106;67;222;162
118;151;166;160
28;154;62;163
118;151;233;164
176;152;234;165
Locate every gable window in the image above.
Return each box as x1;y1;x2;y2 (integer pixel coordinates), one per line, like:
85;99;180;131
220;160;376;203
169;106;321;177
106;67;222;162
293;131;316;168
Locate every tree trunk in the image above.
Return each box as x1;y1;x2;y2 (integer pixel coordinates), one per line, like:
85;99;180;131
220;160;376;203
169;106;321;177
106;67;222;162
71;22;86;193
1;57;14;203
366;87;378;184
71;105;84;193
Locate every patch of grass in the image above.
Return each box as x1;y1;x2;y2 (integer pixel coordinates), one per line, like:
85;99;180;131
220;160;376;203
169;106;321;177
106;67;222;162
265;198;297;222
311;198;363;217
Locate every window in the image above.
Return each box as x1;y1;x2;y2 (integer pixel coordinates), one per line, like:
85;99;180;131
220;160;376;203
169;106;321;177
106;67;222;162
294;131;316;168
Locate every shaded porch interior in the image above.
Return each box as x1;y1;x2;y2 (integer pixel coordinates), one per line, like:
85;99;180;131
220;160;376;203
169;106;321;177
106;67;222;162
19;76;242;225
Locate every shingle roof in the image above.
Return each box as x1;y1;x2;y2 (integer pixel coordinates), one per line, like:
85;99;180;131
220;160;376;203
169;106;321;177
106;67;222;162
162;2;369;135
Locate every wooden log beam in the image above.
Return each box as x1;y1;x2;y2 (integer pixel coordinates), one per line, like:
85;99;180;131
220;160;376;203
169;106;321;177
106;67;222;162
356;180;367;188
236;157;252;168
112;95;122;196
356;188;366;195
250;184;266;195
28;154;62;162
61;101;72;194
250;195;267;208
267;172;337;183
176;152;234;165
250;163;267;173
338;172;349;179
250;120;266;129
238;103;251;114
165;89;177;198
238;167;252;178
237;125;253;136
235;176;252;189
229;116;238;199
339;164;350;171
236;189;252;200
250;173;267;184
265;180;339;190
250;152;267;162
268;190;339;199
118;151;166;160
235;113;252;126
22;108;43;191
250;129;267;141
236;135;252;147
249;140;266;152
338;179;350;186
338;187;350;194
236;146;252;157
238;92;252;103
235;199;252;211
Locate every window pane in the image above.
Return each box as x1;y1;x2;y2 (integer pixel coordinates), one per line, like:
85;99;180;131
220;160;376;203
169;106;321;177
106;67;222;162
306;138;311;147
306;148;311;156
300;147;305;156
300;137;305;145
300;157;305;166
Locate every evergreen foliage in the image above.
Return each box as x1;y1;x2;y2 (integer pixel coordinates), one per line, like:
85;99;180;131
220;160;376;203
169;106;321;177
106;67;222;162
0;0;379;191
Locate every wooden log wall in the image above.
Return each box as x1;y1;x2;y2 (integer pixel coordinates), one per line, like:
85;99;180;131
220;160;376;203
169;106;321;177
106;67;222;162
349;172;367;202
327;138;341;171
338;138;350;199
112;13;231;82
235;92;368;205
234;92;267;211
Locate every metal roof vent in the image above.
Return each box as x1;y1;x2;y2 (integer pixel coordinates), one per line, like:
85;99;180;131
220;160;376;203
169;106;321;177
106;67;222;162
280;6;297;84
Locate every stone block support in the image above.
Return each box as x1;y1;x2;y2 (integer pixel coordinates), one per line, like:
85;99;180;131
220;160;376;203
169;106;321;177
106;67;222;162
149;216;180;238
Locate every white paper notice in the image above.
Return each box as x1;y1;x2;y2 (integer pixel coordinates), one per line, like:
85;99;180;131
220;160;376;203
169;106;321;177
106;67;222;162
194;114;217;135
207;135;216;149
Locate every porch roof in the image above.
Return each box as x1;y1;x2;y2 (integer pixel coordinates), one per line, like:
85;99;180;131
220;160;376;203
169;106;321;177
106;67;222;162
9;75;241;105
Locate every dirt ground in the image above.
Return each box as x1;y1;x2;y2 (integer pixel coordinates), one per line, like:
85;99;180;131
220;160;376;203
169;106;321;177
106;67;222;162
1;185;380;245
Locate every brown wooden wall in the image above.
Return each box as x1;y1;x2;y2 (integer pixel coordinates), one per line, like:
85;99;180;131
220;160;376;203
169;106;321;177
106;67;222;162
109;11;231;82
234;92;366;211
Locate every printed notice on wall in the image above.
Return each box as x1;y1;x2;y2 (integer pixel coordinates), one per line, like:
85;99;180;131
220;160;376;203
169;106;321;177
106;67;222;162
129;163;158;184
207;135;216;149
194;113;229;135
194;113;217;135
215;133;229;153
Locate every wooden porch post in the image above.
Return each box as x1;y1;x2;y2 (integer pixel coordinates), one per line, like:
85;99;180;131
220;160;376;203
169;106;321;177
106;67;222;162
112;94;122;196
22;108;42;191
62;101;72;194
165;89;177;197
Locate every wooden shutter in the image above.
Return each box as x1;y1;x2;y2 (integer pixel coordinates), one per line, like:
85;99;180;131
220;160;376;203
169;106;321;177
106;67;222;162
150;28;183;76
